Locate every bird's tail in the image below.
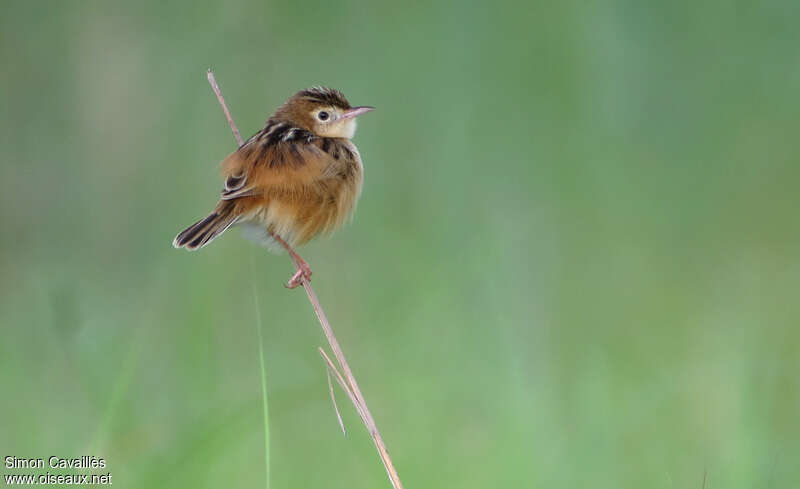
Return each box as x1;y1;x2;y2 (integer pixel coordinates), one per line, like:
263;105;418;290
173;201;239;251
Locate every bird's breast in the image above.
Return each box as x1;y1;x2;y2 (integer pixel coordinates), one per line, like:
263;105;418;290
247;139;363;246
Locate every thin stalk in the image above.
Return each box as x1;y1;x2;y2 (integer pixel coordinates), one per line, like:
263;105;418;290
251;255;271;489
206;69;404;489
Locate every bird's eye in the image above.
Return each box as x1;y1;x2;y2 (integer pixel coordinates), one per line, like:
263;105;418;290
317;111;330;121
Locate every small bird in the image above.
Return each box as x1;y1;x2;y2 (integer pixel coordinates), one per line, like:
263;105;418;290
173;86;374;288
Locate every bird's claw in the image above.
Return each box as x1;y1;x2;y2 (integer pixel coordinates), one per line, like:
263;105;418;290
285;264;312;289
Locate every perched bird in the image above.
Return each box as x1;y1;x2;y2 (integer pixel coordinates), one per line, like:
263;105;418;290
173;86;374;288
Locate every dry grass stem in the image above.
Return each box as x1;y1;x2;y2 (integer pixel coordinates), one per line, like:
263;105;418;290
206;70;405;489
325;362;347;436
207;69;244;147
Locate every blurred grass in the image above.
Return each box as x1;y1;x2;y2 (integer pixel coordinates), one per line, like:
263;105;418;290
251;255;271;489
1;0;799;488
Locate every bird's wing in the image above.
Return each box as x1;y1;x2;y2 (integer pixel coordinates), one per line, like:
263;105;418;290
220;171;260;200
219;123;331;200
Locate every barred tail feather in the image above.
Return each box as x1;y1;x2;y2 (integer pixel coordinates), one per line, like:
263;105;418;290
173;202;238;251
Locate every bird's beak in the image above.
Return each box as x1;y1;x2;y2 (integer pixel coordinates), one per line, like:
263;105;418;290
340;106;375;120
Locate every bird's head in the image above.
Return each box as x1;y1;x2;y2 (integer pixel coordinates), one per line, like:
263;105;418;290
274;86;374;139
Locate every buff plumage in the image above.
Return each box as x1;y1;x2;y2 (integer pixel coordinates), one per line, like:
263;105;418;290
173;87;373;287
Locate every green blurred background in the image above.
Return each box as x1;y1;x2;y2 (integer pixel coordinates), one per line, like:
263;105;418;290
1;1;799;487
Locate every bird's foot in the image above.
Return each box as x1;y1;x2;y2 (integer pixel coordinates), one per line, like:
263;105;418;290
285;262;312;289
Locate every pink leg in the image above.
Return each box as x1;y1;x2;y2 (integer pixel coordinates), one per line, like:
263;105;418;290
270;232;312;288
